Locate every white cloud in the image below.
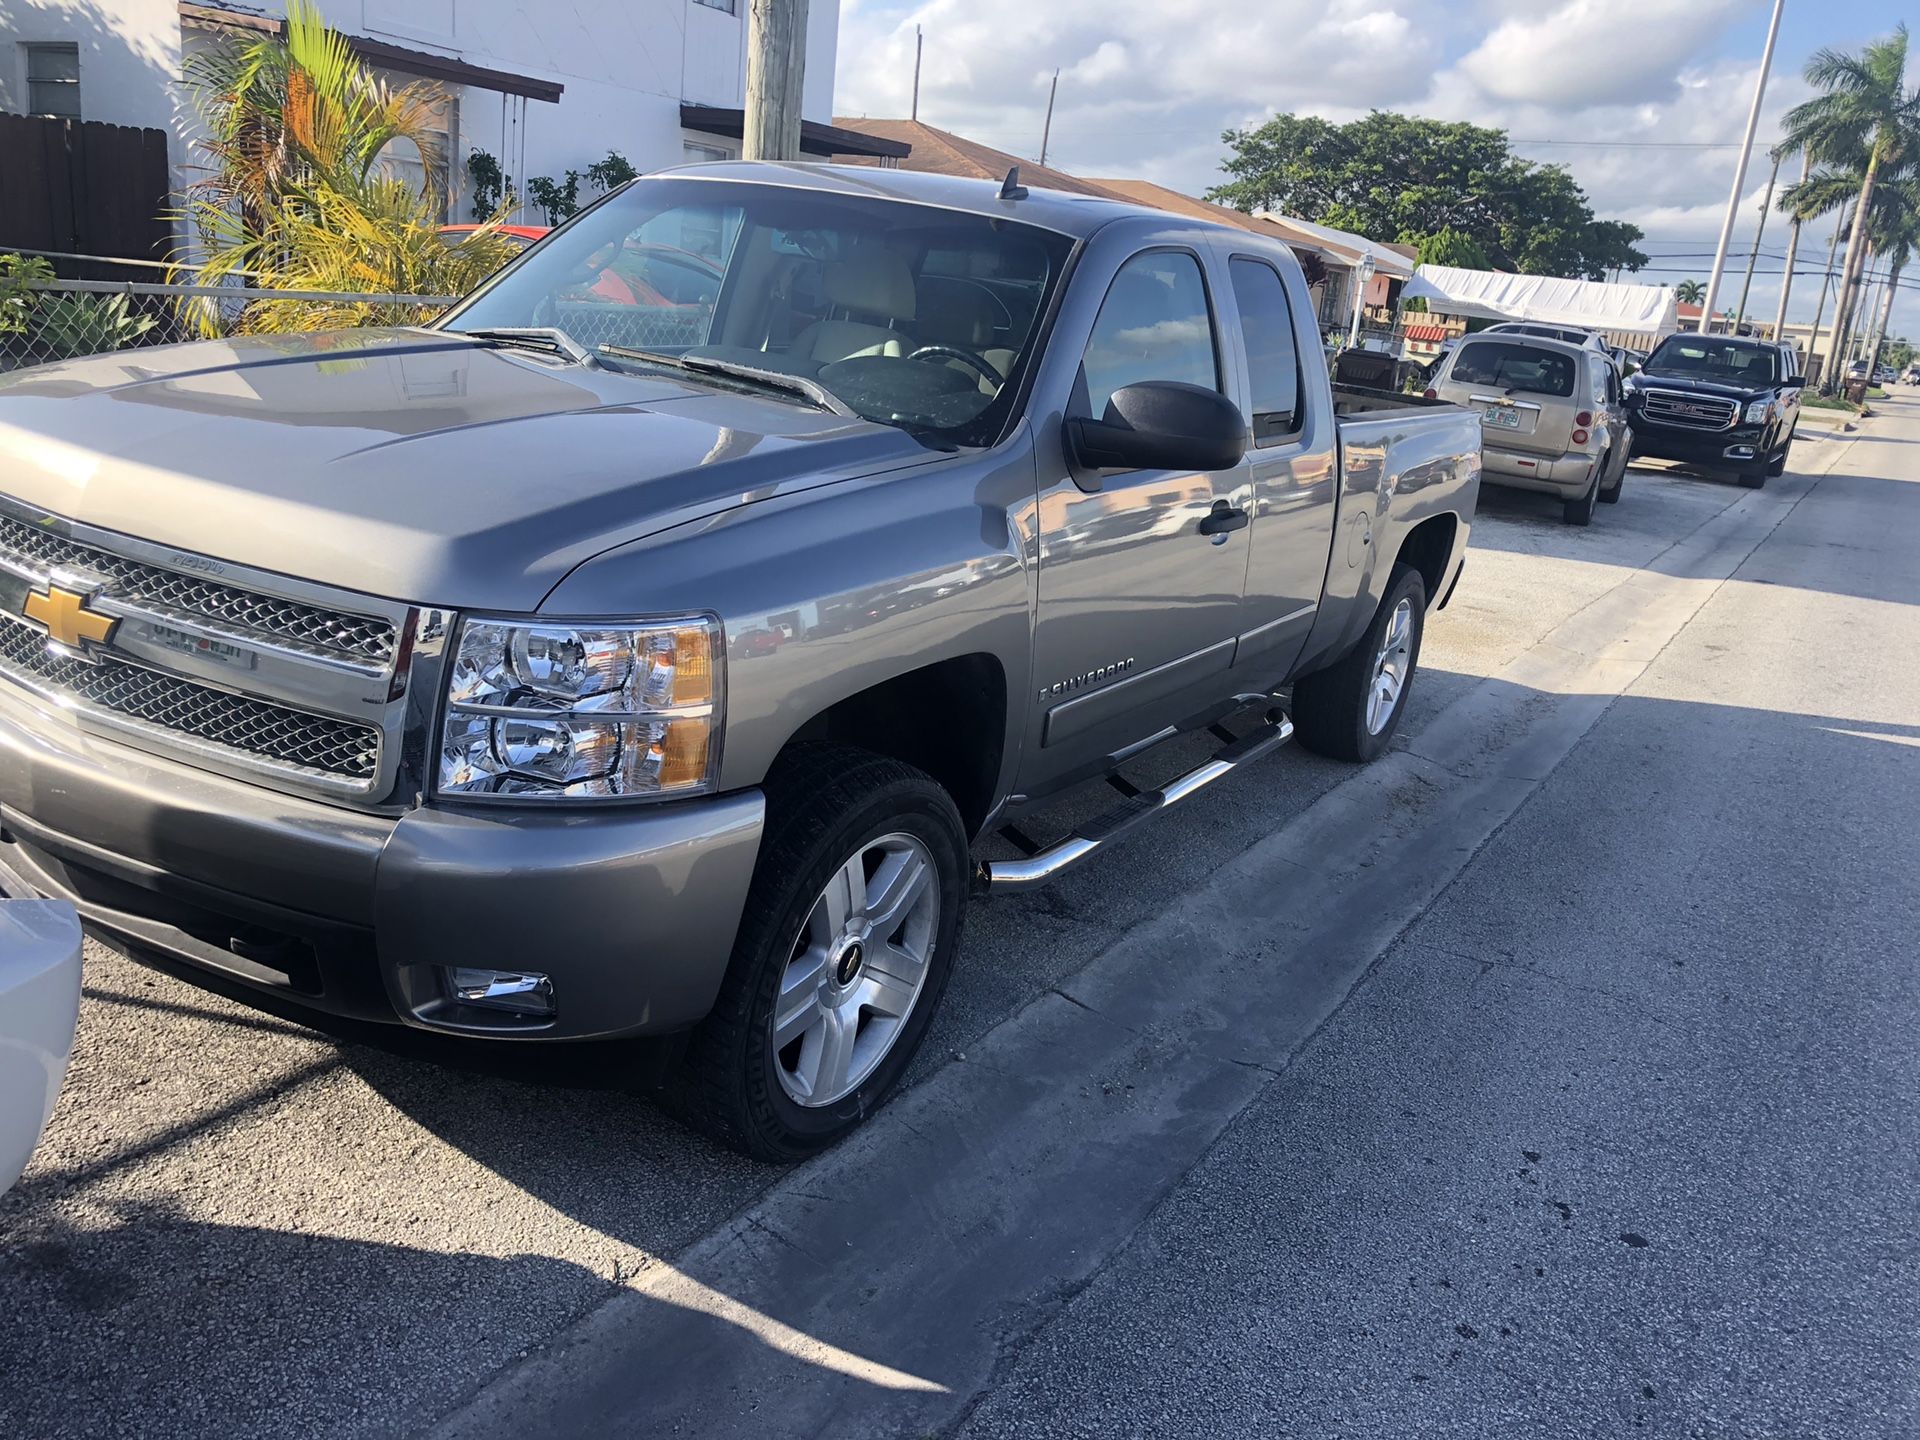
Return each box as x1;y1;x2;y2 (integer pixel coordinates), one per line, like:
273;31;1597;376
1456;0;1747;107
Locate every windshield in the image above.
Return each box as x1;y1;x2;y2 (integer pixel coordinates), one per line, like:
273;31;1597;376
1644;339;1777;384
1449;341;1576;397
443;177;1076;445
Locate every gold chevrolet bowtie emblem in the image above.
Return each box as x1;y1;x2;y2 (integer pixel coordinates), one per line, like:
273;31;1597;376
23;583;118;654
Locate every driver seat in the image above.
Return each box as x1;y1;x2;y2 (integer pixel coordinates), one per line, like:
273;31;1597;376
790;253;916;365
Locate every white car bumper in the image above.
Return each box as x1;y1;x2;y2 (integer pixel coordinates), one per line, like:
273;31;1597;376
0;900;81;1196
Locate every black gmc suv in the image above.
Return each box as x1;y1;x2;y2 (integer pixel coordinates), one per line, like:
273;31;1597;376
1624;334;1804;488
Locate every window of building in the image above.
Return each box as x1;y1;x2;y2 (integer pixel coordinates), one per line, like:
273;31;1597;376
1079;250;1220;418
684;139;736;164
692;0;738;12
1228;257;1302;442
25;42;80;120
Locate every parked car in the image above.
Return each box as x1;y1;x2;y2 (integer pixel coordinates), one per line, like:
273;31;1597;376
1903;366;1920;385
1429;332;1628;524
439;222;551;252
1482;321;1610;353
1624;333;1804;488
0;162;1480;1159
0;899;82;1196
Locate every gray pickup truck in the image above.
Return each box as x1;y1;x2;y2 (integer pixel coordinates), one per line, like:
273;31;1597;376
0;163;1478;1158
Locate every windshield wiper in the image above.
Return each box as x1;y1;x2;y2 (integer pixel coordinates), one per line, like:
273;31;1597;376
598;345;856;418
458;327;596;366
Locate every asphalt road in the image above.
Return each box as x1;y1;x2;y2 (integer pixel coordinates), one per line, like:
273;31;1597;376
2;400;1913;1438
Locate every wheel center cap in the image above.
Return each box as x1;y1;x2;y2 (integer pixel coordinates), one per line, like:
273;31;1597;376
835;940;865;986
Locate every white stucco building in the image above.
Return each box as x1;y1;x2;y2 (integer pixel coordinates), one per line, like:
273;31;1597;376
0;0;898;226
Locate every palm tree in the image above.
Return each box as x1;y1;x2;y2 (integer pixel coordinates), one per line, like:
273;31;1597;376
174;0;519;334
1675;278;1706;305
1780;24;1920;388
1859;176;1920;380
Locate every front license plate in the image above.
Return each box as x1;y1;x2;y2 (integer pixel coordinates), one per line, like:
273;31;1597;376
146;621;256;671
1482;406;1522;429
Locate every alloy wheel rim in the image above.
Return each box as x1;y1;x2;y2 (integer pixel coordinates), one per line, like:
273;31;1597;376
771;831;940;1108
1367;598;1413;735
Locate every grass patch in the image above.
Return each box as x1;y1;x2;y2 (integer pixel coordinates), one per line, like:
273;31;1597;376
1803;393;1860;412
1867;386;1889;399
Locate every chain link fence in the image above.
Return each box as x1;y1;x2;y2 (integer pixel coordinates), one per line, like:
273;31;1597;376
1;253;460;373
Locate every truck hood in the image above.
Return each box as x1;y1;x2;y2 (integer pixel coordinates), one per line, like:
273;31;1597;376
0;330;938;610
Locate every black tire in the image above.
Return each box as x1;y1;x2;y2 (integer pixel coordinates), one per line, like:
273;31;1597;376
1598;451;1624;504
674;745;968;1161
1563;469;1599;525
1767;442;1790;477
1738;466;1767;490
1292;562;1426;763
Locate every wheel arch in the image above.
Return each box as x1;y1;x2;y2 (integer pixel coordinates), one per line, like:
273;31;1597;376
1390;512;1458;610
776;653;1009;841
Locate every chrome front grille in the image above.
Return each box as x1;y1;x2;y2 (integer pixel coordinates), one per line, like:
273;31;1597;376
0;494;422;801
0;511;396;665
0;612;382;782
1640;389;1738;431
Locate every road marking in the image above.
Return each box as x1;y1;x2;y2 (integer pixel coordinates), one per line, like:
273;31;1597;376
432;436;1861;1440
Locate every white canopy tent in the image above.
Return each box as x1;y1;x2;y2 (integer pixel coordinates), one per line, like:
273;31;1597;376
1403;265;1680;345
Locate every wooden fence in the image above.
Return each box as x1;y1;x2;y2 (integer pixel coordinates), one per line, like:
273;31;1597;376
0;113;171;278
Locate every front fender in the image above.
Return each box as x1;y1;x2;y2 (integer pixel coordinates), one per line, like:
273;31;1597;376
536;433;1040;803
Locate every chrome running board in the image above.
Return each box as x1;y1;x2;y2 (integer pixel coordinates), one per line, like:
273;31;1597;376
978;711;1294;893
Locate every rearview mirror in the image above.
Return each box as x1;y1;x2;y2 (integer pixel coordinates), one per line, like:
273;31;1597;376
1066;381;1248;484
1783;375;1806;389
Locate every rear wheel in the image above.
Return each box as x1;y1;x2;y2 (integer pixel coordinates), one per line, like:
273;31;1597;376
1292;562;1426;763
1598;450;1624;504
675;745;968;1161
1563;468;1599;525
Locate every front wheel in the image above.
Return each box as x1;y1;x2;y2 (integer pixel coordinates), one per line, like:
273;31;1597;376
1292;562;1426;763
675;745;968;1161
1767;442;1790;477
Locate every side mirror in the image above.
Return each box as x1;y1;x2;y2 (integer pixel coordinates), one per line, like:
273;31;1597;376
1783;375;1806;389
1065;381;1248;485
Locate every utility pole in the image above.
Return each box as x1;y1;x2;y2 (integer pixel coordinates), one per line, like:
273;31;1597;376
1805;223;1843;385
1699;0;1785;332
1773;150;1808;343
911;25;922;122
1734;147;1781;330
743;0;809;163
1039;69;1059;169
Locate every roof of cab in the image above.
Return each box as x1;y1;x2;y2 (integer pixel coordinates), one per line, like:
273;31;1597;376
653;159;1243;242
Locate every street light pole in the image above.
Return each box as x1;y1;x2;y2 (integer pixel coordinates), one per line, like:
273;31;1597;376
1773;150;1808;343
1804;222;1843;385
1734;148;1781;330
1039;69;1059;168
743;0;809;163
1698;0;1786;333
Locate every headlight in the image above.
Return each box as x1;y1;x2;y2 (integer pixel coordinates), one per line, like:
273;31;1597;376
1743;398;1774;425
437;615;722;800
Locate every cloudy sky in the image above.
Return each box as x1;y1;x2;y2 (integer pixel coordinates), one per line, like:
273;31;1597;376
834;0;1920;340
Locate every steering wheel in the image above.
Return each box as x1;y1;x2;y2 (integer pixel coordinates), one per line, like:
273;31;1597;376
908;344;1003;388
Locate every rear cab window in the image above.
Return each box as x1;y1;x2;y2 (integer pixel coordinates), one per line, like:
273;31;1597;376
1449;341;1576;398
1226;256;1302;443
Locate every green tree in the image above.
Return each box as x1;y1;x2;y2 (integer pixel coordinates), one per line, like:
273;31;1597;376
1780;24;1920;387
1675;279;1706;304
1397;226;1489;269
1208;111;1646;281
175;0;520;334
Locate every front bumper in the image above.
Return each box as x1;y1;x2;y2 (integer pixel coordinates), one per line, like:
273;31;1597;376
0;685;764;1040
1628;419;1769;469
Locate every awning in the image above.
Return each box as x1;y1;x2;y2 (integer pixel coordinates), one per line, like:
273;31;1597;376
681;105;912;160
1253;211;1416;278
1403;264;1679;339
180;2;564;102
1404;324;1452;344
